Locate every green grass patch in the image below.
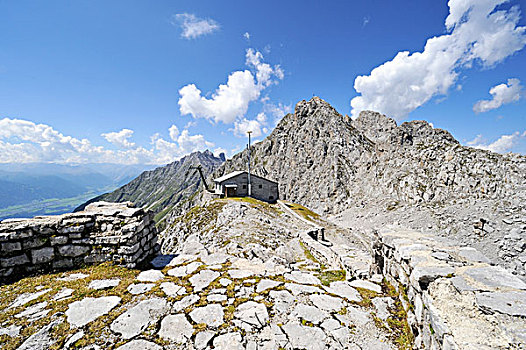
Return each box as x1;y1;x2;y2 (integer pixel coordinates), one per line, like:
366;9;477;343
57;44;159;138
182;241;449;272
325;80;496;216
316;269;346;287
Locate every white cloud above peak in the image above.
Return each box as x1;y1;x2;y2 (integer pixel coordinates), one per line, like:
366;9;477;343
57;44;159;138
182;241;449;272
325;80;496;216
172;13;220;39
178;49;284;124
101;129;136;148
473;78;524;113
350;0;526;121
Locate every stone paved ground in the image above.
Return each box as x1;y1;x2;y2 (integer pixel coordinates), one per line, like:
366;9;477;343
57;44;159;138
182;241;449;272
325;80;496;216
0;199;406;349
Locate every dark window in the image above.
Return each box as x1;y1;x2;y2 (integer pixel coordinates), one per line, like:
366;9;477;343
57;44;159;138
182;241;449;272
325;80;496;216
269;196;274;200
242;185;246;189
259;184;262;189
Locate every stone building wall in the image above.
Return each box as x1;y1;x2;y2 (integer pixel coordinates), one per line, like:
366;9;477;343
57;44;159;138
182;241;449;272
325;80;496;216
0;202;159;283
373;227;526;349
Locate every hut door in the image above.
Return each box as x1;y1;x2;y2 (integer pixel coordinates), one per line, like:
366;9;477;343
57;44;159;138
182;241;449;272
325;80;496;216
226;187;237;197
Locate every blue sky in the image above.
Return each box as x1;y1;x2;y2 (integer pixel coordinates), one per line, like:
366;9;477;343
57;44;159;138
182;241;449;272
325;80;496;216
0;0;525;164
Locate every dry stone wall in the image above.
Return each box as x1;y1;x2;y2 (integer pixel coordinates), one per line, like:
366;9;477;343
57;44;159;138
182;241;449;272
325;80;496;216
0;202;159;283
373;227;526;349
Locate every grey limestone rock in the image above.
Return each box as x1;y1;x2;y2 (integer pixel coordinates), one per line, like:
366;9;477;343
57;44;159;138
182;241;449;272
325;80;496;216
110;298;169;339
136;269;164;282
325;281;362;302
66;296;121;328
159;314;193;344
114;339;162;350
88;279;120;290
190;270;220;292
234;301;269;329
189;304;224;327
476;291;526;317
282;322;326;350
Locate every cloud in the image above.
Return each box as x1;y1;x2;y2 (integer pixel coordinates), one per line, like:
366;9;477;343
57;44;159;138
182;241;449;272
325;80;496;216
178;49;284;124
231;113;267;138
350;0;526;120
467;131;525;153
101;129;136;148
168;124;180;141
243;32;250;41
172;13;219;39
362;16;370;27
0;118;214;165
473;78;524;113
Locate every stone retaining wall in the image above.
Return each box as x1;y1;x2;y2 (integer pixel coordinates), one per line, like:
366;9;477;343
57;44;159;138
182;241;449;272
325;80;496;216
373;226;526;349
0;202;159;283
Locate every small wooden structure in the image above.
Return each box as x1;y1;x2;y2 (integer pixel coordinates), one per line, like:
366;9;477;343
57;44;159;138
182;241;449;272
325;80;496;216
213;171;279;203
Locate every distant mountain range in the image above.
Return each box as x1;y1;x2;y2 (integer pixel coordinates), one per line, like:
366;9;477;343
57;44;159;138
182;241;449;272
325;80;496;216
75;151;225;225
0;163;153;219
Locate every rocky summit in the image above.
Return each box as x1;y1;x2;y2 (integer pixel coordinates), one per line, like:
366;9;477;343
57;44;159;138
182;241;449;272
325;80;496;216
1;97;525;349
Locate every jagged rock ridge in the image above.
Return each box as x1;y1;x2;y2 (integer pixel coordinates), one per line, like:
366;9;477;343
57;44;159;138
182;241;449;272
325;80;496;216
214;97;525;214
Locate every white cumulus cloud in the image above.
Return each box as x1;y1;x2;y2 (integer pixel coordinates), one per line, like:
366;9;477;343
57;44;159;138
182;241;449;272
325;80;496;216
231;113;267;138
473;78;524;113
172;13;220;39
350;0;526;120
0;118;214;165
101;129;136;148
467;131;525;153
178;49;284;124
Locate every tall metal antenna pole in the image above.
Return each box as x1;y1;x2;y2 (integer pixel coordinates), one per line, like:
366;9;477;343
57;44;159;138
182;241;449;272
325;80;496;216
247;131;252;197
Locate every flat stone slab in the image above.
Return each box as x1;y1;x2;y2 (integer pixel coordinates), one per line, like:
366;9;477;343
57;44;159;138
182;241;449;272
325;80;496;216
463;266;526;291
173;294;200;312
63;331;84;349
213;332;243;350
136;269;165;282
9;289;51;309
66;296;121;328
290;303;329;324
17;320;61;350
0;325;21;337
189;304;224;327
160;282;185;297
324;281;362;302
228;269;254;279
115;339;162;350
167;261;202;277
349;280;382;294
15;301;49;320
282;322;326;350
88;279;120;290
110;298;169;339
201;253;230;265
127;283;154;295
168;254;197;266
458;247;491;264
190;270;220;292
256;279;282;293
285;283;323;296
159;314;193;344
57;273;89;281
208;294;227;302
285;271;321;285
195;331;215;349
234;301;269;328
53;288;74;301
220;278;232;286
309;294;344;312
476;291;526;317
